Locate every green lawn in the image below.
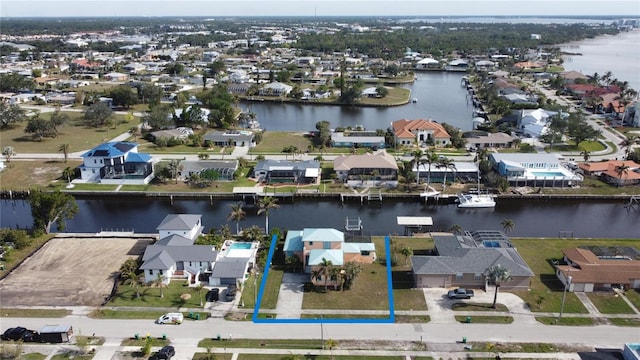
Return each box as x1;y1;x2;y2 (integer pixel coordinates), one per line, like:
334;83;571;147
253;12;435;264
107;279;207;308
540;177;640;195
88;309;168;320
623;289;640;310
451;303;509;312
199;339;325;350
0;160;83;191
587;292;635;314
0;112;134;153
250;132;313;153
192;354;233;360
535;317;595;326
240;269;284;309
358;87;411;106
300;314;388;320
510;238;640;314
609;318;640;326
0;308;71;318
237;356;403;360
454;315;514;324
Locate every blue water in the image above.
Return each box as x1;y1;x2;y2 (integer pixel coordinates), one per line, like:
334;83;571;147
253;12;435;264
530;172;565;177
230;242;252;250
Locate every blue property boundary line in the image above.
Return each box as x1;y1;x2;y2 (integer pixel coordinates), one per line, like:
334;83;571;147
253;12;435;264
252;235;395;324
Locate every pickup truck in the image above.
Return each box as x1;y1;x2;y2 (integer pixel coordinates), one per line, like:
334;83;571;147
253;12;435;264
447;288;475;299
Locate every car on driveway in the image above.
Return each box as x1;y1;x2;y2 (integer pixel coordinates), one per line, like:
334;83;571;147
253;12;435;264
152;345;175;360
226;284;237;301
206;288;219;302
447;288;475;299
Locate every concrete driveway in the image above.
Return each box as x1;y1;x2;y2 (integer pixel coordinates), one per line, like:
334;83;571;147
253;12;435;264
275;273;309;319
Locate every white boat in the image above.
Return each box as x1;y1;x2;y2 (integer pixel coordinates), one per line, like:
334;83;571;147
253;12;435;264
457;193;496;208
419;190;440;198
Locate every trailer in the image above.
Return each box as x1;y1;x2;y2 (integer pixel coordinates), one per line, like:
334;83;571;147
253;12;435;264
39;325;73;343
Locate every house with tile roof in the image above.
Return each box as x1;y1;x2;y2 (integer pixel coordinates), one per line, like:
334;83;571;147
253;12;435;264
333;150;398;187
411;231;534;289
283;228;376;286
578;160;640;186
391;119;451;147
79;141;154;185
555;247;640;292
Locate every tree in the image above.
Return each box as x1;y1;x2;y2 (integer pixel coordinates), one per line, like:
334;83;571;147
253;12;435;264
501;219;515;233
84;102;113;127
0;101;28;129
437;157;456;188
136;83;164;105
2;146;16;163
423;150;439;191
196;283;205;306
25;116;56;141
123;270;143;298
615;164;630;187
143;105;173;130
129;126;140;141
540;114;568;151
619;136;638;160
375;85;389;97
580;150;591;162
449;224;463;235
257;196;279;235
58;144;70;163
109;85;138;108
62;167;75;185
49;109;69;135
485;264;512;309
342;261;363;290
164;62;184;76
314;257;334;291
567;113;600;146
29;190;79;234
167;159;182;184
154;272;166;298
411;149;425;186
227;202;246;235
399;246;414;266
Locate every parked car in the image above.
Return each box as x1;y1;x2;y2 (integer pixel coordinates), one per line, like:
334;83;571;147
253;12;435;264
152;345;175;360
206;288;220;302
1;327;28;341
156;313;183;325
447;288;475;299
21;329;41;343
226;284;238;301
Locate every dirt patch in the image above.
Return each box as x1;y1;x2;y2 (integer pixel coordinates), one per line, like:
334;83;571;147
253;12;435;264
0;235;153;306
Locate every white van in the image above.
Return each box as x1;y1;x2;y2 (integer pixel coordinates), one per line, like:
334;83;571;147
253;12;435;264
157;313;183;325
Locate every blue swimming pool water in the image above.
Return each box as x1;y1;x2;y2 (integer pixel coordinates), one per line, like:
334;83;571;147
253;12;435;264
530;172;565;177
230;242;252;250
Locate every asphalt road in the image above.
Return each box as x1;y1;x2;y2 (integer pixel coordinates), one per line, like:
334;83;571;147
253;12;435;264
2;316;638;348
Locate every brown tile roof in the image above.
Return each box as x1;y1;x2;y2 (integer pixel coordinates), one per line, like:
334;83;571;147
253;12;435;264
578;160;640;173
391;119;450;139
556;248;640;285
333;151;398;171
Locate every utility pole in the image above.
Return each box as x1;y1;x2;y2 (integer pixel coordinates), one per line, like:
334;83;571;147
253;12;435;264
559;275;572;319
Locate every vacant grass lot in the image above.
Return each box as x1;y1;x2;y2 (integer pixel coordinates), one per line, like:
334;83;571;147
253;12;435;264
250;132;313;154
510;238;640;314
241;269;283;310
0;160;82;190
587;292;634;314
0;234;54;279
0;112;133;153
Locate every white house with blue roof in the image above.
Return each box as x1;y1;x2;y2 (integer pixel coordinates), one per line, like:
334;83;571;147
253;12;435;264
284;228;376;283
79;141;154;184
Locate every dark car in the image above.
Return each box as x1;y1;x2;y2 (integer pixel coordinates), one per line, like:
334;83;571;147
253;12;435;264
153;345;175;360
1;327;28;341
21;330;41;343
226;284;237;301
206;288;219;302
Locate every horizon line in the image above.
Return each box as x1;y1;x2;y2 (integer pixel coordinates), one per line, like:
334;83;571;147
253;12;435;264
3;14;638;19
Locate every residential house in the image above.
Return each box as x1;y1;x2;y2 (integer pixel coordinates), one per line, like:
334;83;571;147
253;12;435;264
489;153;582;187
227;83;251;95
623;101;640;127
445;59;469;72
517;108;564;138
150;127;194;142
178;160;239;181
559;71;589;84
464;132;517;150
415;58;441;70
79;141;154;184
578;160;640;186
210;239;259;286
331;131;385;149
555;247;640;292
203;130;255;147
253;160;320;184
391;119;451;147
259;82;293;96
283;228;376;286
416;161;478;184
140;214;213;285
411;231;534;289
103;72;129;82
46;92;76;105
333;150;398;187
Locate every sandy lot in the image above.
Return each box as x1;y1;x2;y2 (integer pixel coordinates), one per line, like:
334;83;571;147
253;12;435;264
0;236;153;306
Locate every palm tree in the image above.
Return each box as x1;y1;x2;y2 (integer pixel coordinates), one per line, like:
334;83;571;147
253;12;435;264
423;150;439;191
123;270;143;299
167;159;182;184
411;149;425;186
62;167;75;185
257;196;279;235
129;126;139;141
227;202;246;235
449;224;463;235
58;144;70;163
619;136;638;160
196;283;205;306
399;246;414;266
315;258;334;291
485;264;512;309
154;272;166;298
580;150;591;162
437;158;456;190
615;164;630;187
501;219;515;233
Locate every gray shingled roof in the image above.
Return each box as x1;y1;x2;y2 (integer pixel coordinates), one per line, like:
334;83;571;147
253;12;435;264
412;248;534;277
140;249;175;270
210;257;250;279
156;234;194;246
140;245;217;270
156;214;201;231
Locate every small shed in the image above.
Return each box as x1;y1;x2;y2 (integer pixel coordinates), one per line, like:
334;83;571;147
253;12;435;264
39;324;73;343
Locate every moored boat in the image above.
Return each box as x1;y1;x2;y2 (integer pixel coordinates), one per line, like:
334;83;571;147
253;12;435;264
457;193;496;208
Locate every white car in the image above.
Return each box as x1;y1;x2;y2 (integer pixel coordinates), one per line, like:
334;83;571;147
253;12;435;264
157;313;183;325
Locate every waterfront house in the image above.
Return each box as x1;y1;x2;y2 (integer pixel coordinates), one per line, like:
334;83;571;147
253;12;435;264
391;119;451;147
178;160;239;181
283;228;376;285
331;131;385;149
464;132;517;150
578;160;640;187
555;247;640;292
79;141;154;185
140;214;214;285
489;153;582;187
259;82;293;96
517;108;564;138
333;150;398;188
253;159;320;184
415;58;441;70
559;71;589;84
411;231;534;289
203;130;255;147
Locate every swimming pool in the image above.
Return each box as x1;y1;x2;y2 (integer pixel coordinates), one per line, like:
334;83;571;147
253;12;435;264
530;172;566;177
230;242;253;250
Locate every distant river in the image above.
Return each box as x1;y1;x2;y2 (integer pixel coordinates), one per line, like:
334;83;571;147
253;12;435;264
559;29;640;91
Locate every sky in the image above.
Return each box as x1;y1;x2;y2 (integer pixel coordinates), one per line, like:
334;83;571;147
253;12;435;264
1;0;639;18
